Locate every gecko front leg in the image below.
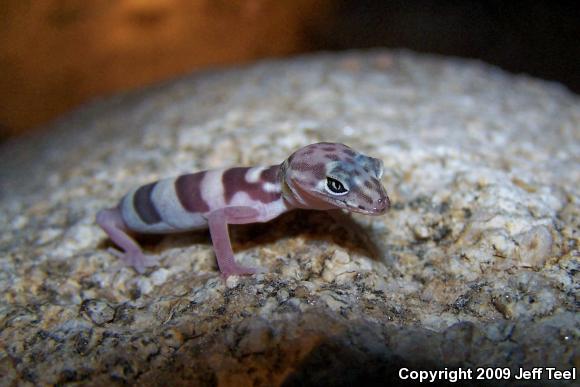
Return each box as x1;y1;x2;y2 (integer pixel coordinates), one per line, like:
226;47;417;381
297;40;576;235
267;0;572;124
207;207;265;277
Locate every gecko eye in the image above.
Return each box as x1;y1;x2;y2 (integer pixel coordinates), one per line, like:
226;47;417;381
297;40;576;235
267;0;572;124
325;177;348;195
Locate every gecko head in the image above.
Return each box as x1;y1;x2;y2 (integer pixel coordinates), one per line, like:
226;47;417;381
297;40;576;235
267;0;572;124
280;142;390;215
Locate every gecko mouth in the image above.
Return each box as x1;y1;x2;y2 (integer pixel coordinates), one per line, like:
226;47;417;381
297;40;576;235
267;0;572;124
312;191;385;215
343;201;384;215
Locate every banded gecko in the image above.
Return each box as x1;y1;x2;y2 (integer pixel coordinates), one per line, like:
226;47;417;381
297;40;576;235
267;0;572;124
97;142;390;276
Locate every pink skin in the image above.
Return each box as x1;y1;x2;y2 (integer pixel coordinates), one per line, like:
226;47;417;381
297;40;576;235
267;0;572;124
96;208;159;273
97;143;390;277
206;207;265;277
282;142;389;216
97;206;264;276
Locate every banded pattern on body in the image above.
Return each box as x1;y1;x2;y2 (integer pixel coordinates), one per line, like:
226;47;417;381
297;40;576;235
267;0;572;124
120;165;284;233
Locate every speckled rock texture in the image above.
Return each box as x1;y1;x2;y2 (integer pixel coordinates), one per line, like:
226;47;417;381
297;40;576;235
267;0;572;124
0;51;578;386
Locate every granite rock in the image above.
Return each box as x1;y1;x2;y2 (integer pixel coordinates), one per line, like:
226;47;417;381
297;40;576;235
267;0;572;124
0;50;578;386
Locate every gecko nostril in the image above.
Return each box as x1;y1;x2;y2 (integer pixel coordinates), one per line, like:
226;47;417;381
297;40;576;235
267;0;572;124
376;196;390;210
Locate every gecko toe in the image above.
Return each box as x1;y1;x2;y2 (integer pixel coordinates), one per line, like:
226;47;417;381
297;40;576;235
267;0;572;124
113;250;160;274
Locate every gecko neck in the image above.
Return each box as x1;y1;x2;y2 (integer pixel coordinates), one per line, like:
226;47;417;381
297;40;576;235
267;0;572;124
280;180;304;209
277;161;303;209
277;161;331;211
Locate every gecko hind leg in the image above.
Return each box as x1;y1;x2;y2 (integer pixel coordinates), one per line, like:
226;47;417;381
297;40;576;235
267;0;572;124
96;207;160;273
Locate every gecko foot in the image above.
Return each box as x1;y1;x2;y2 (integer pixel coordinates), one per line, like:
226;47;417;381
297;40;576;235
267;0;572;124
221;264;266;278
108;248;160;274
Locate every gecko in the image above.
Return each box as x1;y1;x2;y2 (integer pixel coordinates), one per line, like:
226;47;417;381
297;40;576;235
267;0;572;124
96;142;390;276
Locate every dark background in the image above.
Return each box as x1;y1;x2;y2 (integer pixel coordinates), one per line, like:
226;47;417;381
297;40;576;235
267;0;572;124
1;0;578;139
326;0;579;92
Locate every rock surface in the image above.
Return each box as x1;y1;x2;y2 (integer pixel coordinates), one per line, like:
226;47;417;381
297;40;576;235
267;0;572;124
0;50;578;386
